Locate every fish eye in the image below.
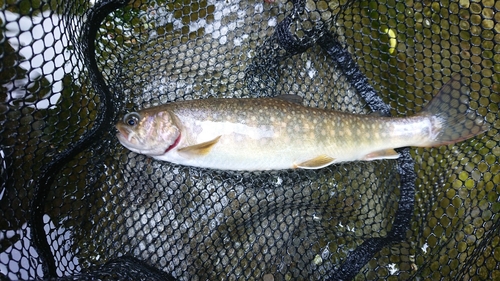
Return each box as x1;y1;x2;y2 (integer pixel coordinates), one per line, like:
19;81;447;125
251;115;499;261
123;112;140;127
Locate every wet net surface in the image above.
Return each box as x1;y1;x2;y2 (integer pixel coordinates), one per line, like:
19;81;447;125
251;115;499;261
1;0;499;280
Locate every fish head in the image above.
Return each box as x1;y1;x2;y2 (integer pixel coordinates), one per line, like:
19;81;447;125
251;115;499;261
116;110;180;156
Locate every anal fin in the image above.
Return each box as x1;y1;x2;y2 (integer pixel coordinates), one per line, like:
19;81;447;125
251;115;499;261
363;149;399;161
295;155;335;169
178;136;221;157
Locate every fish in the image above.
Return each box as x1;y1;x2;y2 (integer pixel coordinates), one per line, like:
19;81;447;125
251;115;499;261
116;75;489;171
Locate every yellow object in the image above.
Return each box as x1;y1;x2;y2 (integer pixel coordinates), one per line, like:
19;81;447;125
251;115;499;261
381;26;397;54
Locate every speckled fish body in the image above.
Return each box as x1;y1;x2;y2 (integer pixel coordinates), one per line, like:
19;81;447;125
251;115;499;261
116;78;488;171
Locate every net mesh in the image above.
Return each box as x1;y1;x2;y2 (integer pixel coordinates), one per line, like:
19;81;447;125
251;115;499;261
1;0;499;280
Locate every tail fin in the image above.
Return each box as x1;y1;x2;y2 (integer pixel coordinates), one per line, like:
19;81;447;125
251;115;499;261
416;74;489;146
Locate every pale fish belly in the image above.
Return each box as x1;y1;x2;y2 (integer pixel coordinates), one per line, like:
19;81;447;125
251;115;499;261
155;115;323;170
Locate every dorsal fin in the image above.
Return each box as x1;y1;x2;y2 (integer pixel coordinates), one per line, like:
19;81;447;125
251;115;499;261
275;94;303;104
369;111;390;117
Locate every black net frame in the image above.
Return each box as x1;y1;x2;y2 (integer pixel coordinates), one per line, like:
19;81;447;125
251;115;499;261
1;0;499;280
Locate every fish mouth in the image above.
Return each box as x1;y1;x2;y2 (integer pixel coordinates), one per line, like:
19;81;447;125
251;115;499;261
116;124;133;143
116;124;144;152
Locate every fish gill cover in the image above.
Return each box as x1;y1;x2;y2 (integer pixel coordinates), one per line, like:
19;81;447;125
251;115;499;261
0;0;499;280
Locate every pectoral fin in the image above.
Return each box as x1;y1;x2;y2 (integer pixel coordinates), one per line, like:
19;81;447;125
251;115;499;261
363;149;399;161
295;155;335;169
178;136;221;157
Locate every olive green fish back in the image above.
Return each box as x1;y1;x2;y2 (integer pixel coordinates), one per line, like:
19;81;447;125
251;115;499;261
0;0;498;280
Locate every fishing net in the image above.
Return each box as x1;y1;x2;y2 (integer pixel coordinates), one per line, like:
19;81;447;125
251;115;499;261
1;0;498;280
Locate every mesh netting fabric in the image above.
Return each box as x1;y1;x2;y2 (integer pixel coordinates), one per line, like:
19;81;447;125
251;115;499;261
1;0;499;280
